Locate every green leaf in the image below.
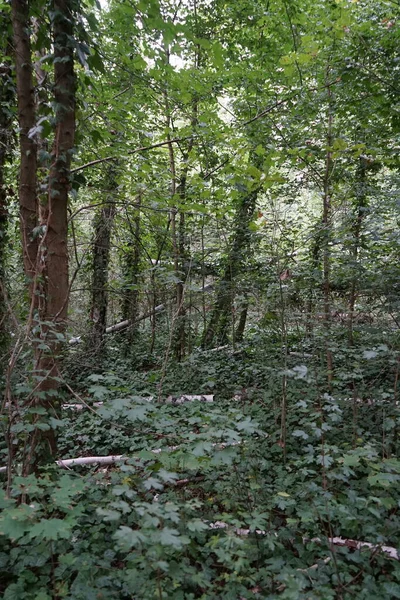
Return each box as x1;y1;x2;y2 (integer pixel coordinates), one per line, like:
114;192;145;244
192;442;213;456
236;416;256;433
368;473;400;487
97;508;121;521
87;49;105;73
114;526;147;550
29;518;72;541
159;527;188;548
0;515;30;541
143;477;164;490
187;519;209;533
293;429;309;440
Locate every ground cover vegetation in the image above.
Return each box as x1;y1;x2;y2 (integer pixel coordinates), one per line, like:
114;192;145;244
1;0;400;597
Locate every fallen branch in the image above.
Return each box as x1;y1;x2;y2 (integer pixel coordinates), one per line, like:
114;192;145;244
203;344;230;353
56;455;125;469
297;556;331;573
175;475;205;487
105;304;165;335
208;524;400;561
62;402;105;410
62;394;214;410
166;395;214;404
69;305;165;344
0;441;240;473
69;285;215;344
313;536;400;561
209;521;267;536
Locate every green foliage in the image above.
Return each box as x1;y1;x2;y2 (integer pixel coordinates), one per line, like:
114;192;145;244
3;324;400;597
3;0;400;596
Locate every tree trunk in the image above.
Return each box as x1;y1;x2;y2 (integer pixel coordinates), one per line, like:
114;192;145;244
348;157;368;346
0;40;13;355
11;0;39;307
174;165;191;361
90;174;117;352
28;0;76;471
234;300;249;343
122;193;141;343
322;75;334;387
202;183;260;349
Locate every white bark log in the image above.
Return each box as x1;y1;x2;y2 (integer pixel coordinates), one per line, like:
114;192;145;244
105;304;165;334
321;536;399;561
207;524;399;561
57;455;125;468
202;345;229;353
209;521;267;536
62;395;213;410
68;305;165;343
69;284;215;344
165;395;214;404
62;402;105;410
0;441;239;473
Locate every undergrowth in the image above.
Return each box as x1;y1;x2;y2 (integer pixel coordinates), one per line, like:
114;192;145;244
1;325;400;599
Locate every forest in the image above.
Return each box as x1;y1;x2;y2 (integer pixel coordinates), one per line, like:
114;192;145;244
1;0;400;597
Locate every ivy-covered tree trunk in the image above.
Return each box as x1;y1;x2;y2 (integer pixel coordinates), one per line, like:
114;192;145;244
321;75;334;387
122;193;141;343
0;37;13;356
90;180;117;352
202;184;260;349
172;60;198;361
11;0;39;308
30;0;76;470
348;156;368;346
234;299;249;343
173;160;192;361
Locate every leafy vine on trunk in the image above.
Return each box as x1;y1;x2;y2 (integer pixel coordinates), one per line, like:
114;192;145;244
90;167;117;353
0;35;13;357
11;0;77;473
202;153;262;349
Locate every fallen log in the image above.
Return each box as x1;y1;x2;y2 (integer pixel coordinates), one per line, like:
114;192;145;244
0;441;240;473
208;522;399;561
316;536;400;561
69;284;215;344
209;520;267;536
62;394;214;410
57;455;125;469
68;305;165;344
62;401;105;410
165;394;214;404
105;304;165;334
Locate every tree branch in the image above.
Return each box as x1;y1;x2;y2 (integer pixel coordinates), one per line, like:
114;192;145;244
71;137;192;174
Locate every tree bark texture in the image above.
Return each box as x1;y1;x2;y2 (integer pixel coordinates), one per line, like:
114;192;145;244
0;40;13;353
348;156;368;346
90;181;117;352
174;170;189;361
234;300;249;343
202;183;260;349
11;0;39;303
38;0;75;339
322;76;334;386
12;0;77;473
122;193;141;342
